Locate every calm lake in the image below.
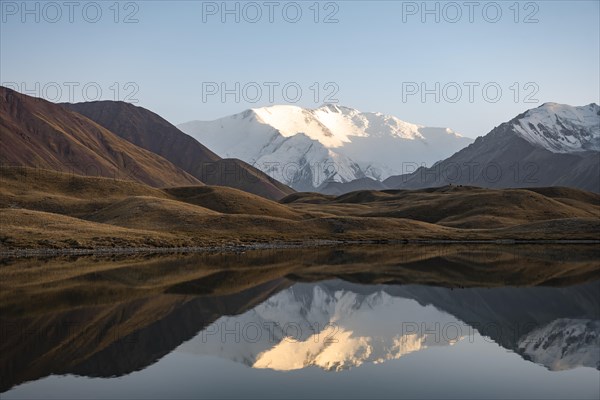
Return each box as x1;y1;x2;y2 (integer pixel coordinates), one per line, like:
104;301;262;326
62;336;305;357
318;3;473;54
1;245;599;399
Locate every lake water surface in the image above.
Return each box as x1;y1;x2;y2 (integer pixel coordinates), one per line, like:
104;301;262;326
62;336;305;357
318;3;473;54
1;245;599;399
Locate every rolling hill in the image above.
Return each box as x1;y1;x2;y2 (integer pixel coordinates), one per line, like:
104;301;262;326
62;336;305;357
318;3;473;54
282;185;600;229
1;167;598;251
0;166;302;221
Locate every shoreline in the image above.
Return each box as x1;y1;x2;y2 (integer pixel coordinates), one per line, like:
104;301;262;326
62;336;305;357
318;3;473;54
2;239;599;258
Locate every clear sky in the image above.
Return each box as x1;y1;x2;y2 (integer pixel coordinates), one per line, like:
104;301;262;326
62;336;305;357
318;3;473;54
1;0;599;138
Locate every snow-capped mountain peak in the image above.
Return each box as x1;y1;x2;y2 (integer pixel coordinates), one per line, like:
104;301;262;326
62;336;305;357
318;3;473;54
252;105;345;147
178;105;472;190
511;102;599;153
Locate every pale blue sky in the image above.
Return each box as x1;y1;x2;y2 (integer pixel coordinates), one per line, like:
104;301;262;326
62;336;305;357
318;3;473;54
1;0;599;137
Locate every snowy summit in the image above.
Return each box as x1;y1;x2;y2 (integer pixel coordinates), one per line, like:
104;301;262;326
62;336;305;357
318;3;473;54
178;105;472;191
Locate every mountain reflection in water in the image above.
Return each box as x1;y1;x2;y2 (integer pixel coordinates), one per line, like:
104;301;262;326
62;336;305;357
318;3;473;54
1;245;599;399
178;281;599;372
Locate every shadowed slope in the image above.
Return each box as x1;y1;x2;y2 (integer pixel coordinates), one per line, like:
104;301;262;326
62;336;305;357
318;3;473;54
64;101;295;200
383;115;600;193
0;87;200;187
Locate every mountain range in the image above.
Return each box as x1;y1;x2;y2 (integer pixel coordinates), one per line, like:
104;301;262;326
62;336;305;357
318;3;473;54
178;104;473;191
2;85;598;196
178;102;599;193
0;87;293;200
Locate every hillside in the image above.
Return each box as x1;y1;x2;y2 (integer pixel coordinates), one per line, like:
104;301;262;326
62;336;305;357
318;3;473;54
164;186;304;220
0;87;200;187
0;167;301;221
317;177;388;195
64;101;294;200
282;185;600;229
1;167;598;251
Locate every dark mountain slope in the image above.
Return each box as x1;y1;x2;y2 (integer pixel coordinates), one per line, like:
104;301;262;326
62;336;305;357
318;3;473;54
384;103;600;193
0;87;200;187
64;101;295;200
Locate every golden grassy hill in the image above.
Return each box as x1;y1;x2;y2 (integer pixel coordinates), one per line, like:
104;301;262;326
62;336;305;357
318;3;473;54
0;166;168;217
164;186;304;220
0;167;302;220
1;167;599;250
279;192;336;204
284;185;600;229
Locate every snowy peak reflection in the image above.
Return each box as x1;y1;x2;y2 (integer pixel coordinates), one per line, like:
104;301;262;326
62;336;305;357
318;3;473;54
518;319;600;371
177;283;466;371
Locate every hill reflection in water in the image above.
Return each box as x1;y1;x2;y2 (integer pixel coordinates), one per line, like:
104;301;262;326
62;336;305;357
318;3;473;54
1;245;599;399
